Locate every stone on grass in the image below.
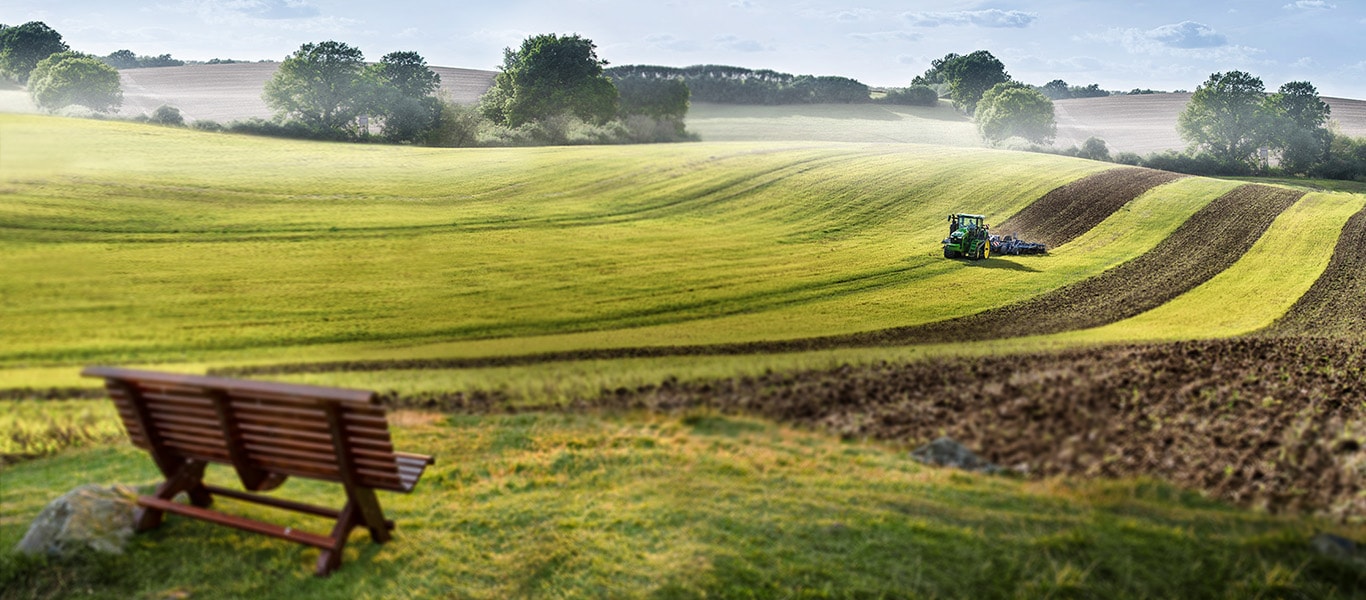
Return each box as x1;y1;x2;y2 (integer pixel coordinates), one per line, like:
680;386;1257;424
909;437;1002;474
15;484;138;556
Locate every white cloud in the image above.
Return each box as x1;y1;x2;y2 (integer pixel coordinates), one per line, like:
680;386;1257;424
902;9;1036;28
713;34;767;53
801;8;876;22
1087;21;1263;61
645;33;700;52
1283;1;1336;9
848;31;921;43
1144;21;1226;49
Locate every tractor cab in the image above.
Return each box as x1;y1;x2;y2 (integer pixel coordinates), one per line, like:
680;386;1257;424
943;214;991;260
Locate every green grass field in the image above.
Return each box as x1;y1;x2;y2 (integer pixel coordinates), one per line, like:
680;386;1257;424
6;113;1366;597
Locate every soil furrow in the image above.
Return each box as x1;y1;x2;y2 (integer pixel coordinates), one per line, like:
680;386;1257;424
1261;206;1366;336
577;336;1366;516
995;166;1187;248
867;183;1305;345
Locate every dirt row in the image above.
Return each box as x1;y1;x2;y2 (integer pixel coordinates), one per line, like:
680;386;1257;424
995;167;1187;248
1263;206;1366;336
568;336;1366;517
862;183;1305;345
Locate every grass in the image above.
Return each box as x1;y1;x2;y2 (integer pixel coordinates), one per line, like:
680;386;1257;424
1051;190;1366;344
3;411;1364;598
2;114;1113;385
686;101;982;145
0;400;124;464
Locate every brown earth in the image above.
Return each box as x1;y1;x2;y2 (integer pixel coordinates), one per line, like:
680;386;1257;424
1263;206;1366;336
994;167;1186;248
578;336;1366;517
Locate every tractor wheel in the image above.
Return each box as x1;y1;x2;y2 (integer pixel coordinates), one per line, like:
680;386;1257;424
944;247;960;259
982;242;991;260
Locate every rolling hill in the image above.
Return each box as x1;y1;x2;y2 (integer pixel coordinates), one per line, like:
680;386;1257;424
6;106;1366;596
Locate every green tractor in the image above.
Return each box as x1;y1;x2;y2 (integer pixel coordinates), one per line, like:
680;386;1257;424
942;213;992;260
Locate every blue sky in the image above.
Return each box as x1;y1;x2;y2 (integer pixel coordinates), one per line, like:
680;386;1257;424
6;1;1365;98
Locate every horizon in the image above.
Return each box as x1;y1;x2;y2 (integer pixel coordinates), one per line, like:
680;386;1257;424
4;1;1364;100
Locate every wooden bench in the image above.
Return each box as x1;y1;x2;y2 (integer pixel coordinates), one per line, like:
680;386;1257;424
82;366;435;576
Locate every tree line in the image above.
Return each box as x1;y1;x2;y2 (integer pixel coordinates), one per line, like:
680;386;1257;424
605;65;872;105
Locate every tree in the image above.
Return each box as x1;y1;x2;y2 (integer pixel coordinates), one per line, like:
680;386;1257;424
148;105;184;126
369;51;440;98
1040;79;1071;100
1177;71;1271;166
480;34;618;127
28;51;122;113
974;82;1055;144
104;49;139;69
919;51;1010;114
0;22;69;84
366;51;441;142
263;41;371;133
1264;81;1331;174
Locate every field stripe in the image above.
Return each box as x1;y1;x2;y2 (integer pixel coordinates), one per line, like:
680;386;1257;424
1260;203;1366;336
867;184;1305;344
214;184;1304;377
995;167;1186;248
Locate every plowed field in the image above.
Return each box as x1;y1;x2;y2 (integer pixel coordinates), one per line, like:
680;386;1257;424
873;184;1304;344
584;336;1366;516
995;167;1186;248
1264;207;1366;336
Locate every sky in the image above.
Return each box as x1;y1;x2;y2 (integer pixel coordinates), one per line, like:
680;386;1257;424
6;0;1365;98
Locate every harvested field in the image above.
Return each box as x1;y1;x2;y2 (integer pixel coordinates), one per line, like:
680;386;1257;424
1263;206;1366;335
118;63;496;122
995;166;1186;248
1053;94;1366;154
587;336;1366;516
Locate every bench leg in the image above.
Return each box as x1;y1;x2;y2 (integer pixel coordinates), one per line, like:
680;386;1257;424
313;488;394;576
136;459;211;532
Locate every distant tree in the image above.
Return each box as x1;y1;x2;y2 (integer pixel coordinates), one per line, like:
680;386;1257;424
263;41;371;133
103;49;139;69
480;34;618;127
369;51;440;98
28;51;122;113
974;82;1055;145
148;105;184;126
139;53;184;68
426;99;484;147
1263;80;1331;174
1177;71;1271;166
366;51;441;142
922;50;1011;114
1040;79;1071;100
793;75;869;103
1070;84;1110;99
879;85;939;106
1076;137;1110;161
0;21;68;83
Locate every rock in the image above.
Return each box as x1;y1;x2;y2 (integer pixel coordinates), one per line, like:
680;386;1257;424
1311;533;1364;564
909;437;1002;474
15;484;138;556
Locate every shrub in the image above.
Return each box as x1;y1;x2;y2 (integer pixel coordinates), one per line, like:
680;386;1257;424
878;86;939;106
147;105;184;126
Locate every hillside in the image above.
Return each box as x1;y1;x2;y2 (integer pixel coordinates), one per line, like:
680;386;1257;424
117;62;496;123
7;114;1366;597
1054;93;1366;154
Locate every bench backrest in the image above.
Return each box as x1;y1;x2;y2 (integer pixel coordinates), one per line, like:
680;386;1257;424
83;367;414;493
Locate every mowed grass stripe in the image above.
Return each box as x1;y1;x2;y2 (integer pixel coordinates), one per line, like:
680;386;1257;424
995;167;1187;248
1052;191;1365;343
1262;204;1366;336
224;176;1256;377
